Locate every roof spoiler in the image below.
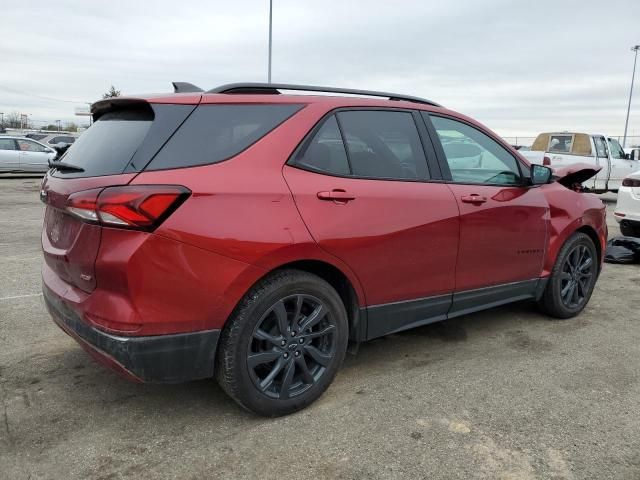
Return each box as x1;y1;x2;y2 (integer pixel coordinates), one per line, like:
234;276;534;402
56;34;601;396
172;82;204;93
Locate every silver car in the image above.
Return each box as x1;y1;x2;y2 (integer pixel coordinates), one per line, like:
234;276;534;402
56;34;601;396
0;136;57;173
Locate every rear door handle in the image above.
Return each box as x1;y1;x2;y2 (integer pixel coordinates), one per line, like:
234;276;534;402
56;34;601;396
317;189;355;202
461;194;487;204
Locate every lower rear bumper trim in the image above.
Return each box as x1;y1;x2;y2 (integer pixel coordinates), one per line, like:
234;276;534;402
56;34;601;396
43;285;220;383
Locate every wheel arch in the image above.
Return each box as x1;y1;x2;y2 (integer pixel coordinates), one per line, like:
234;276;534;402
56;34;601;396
270;260;366;342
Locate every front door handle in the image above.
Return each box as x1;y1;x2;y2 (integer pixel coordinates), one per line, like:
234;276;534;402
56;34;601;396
317;189;355;202
461;194;487;204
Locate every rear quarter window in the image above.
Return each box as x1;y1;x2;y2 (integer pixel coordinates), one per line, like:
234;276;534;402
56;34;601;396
145;104;303;171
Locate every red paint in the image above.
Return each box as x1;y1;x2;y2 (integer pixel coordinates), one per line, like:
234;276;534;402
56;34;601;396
41;91;606;350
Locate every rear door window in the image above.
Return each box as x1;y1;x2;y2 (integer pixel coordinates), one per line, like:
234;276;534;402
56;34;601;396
336;110;429;180
293;115;350;175
146;104;303;171
0;139;16;150
594;136;609;158
17;139;47;152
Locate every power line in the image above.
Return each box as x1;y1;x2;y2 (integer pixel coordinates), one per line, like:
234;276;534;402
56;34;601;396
0;84;88;104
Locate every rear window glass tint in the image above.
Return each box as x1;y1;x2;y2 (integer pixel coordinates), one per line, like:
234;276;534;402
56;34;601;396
146;104;302;170
294;115;350;175
56;106;153;177
337;110;428;180
49;136;76;144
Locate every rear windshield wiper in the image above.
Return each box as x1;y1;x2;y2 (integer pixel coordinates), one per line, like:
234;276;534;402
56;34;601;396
49;160;85;173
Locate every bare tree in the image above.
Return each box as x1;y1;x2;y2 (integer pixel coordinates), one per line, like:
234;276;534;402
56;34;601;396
102;85;121;99
4;111;21;128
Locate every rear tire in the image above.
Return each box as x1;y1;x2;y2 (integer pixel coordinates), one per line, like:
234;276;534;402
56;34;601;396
537;232;598;319
216;269;348;417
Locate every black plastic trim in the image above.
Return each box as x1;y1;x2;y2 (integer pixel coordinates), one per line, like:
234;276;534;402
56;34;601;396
367;294;452;340
448;279;541;319
364;279;544;340
43;285;219;383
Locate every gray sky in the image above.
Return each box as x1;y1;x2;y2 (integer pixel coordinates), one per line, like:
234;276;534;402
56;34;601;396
2;0;640;139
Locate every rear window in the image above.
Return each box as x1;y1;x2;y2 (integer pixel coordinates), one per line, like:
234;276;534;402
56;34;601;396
49;136;76;144
145;104;302;170
55;106;153;177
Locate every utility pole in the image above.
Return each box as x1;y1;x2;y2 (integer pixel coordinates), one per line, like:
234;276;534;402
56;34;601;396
268;0;273;83
56;120;61;132
623;45;640;148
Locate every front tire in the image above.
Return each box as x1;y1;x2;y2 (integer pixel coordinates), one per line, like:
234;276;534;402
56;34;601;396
216;269;348;416
537;232;598;319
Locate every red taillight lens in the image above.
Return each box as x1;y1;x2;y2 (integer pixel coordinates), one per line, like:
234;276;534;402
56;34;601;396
66;185;190;230
622;178;640;187
543;156;551;166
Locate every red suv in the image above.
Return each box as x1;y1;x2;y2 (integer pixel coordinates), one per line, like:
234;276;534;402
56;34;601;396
42;83;607;416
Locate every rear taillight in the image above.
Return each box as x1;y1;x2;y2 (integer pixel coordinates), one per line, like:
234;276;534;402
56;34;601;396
543;156;551;166
66;185;190;231
622;178;640;187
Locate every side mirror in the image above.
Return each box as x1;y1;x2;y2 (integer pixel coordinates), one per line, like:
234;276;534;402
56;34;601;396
631;149;640;161
530;164;553;185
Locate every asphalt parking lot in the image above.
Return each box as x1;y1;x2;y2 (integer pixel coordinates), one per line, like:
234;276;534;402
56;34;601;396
0;177;638;480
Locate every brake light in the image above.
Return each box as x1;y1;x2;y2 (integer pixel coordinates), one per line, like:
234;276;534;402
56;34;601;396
622;178;640;187
543;156;551;166
66;185;190;230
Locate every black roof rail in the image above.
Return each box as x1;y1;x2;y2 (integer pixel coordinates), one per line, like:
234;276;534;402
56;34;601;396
206;83;442;107
172;82;204;93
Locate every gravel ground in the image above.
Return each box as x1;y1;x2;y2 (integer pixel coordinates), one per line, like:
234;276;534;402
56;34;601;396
0;179;638;480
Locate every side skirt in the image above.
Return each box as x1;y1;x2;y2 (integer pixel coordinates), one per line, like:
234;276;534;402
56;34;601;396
364;278;547;341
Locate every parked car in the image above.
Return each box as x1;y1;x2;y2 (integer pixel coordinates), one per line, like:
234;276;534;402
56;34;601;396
521;132;640;193
41;83;607;416
25;133;79;147
0;136;57;173
614;169;640;237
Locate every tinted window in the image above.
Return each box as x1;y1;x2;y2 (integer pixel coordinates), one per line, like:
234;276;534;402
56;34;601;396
55;106;153;177
26;134;47;141
336;110;428;180
147;104;302;171
17;139;47;152
429;115;521;185
49;136;76;144
0;139;16;150
294;116;350;175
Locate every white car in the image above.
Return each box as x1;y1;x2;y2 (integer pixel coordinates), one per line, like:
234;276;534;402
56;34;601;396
0;136;57;173
614;169;640;237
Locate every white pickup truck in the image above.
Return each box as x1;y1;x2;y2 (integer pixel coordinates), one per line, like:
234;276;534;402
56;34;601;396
520;132;640;192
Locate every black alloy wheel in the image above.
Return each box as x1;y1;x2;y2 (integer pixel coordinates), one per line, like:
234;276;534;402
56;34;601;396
248;294;337;399
559;244;595;309
216;269;348;416
537;232;599;319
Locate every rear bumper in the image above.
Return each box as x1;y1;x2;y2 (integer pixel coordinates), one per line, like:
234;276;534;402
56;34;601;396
43;284;220;383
